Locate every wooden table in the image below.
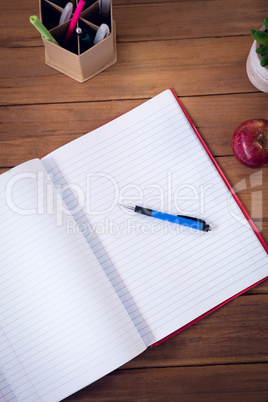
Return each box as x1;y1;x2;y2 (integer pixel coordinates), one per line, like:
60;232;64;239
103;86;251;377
1;0;268;400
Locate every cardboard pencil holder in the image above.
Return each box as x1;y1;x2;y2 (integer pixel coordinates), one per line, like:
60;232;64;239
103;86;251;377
39;0;117;82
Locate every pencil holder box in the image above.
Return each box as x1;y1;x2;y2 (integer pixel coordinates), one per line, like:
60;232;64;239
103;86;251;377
39;0;117;82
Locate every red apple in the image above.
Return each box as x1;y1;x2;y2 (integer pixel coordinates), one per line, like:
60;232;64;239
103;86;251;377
232;119;268;168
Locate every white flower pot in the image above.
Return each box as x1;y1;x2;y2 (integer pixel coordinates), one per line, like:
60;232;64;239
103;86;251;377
246;25;268;93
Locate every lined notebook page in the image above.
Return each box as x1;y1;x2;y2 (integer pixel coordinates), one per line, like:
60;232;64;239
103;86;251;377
44;90;268;345
0;160;145;401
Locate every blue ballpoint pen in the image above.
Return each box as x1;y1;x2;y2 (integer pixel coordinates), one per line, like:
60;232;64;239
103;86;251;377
120;204;211;232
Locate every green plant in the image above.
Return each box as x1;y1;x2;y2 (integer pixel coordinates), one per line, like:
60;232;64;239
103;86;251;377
250;17;268;67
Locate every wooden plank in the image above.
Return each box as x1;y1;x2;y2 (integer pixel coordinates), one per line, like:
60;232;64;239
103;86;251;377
113;0;267;42
0;0;39;48
64;363;268;401
0;94;267;159
0;35;259;106
0;0;266;47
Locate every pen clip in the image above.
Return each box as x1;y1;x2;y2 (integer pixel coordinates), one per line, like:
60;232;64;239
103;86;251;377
177;215;211;232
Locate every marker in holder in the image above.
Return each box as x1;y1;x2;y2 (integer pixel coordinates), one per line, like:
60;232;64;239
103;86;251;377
59;2;73;25
76;26;93;52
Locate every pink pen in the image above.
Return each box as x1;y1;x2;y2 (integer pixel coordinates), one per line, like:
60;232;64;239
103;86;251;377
63;0;86;46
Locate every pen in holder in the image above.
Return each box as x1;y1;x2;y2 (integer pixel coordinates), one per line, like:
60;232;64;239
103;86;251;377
38;0;117;82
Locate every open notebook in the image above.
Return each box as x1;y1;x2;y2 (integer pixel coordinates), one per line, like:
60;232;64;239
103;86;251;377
1;89;267;401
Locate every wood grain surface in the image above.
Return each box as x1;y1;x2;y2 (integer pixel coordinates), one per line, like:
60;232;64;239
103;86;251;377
0;0;267;400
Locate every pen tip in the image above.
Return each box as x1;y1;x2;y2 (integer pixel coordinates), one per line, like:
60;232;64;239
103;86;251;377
119;204;135;211
203;224;212;232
